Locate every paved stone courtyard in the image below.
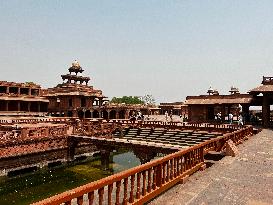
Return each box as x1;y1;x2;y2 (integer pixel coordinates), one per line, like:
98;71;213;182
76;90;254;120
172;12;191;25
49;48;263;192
148;129;273;205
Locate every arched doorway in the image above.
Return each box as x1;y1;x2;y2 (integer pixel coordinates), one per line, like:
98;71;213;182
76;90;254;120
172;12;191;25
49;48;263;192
119;110;126;119
129;110;136;116
67;111;73;117
93;110;99;118
85;110;91;118
78;110;84;119
109;110;116;119
102;110;108;119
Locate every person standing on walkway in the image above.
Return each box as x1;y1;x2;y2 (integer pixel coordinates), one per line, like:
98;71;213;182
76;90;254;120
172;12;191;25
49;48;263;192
228;113;233;124
238;114;243;126
217;112;222;123
165;111;168;121
170;111;173;121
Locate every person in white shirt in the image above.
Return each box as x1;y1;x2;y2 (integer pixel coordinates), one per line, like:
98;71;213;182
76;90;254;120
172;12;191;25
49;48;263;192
228;113;233;124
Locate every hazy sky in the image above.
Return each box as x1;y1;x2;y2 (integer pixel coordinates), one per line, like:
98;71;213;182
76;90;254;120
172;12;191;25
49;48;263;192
1;0;273;103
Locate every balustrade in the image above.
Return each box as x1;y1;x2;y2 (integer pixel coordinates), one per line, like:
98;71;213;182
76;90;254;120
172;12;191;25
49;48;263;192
32;126;253;205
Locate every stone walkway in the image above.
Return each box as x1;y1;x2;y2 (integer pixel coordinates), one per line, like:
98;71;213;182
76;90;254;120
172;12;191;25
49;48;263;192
148;129;273;205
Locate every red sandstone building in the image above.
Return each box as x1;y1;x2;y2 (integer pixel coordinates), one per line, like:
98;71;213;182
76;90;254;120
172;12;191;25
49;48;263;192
185;76;273;127
0;61;151;119
0;81;48;115
44;60;107;118
158;102;188;116
185;87;251;122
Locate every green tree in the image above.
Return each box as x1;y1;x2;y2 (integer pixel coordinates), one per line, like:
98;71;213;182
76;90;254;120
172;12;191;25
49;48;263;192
140;94;156;105
110;96;144;104
25;82;35;85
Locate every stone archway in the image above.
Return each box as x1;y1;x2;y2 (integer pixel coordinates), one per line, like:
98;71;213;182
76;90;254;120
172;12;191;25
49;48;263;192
85;110;91;118
102;110;108;119
109;110;117;119
129;110;136;116
119;110;126;119
78;110;84;119
93;110;99;118
67;111;73;117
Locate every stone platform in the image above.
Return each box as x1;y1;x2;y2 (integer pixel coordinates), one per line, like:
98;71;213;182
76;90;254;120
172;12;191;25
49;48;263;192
148;129;273;205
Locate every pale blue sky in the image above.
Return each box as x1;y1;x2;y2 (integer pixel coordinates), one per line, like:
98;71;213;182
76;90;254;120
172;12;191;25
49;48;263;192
1;0;273;103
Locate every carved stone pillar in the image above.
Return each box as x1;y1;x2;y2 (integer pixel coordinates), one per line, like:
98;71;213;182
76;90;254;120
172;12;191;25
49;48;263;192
242;104;250;123
17;101;20;111
125;110;130;119
37;102;41;112
5;101;9;111
100;149;111;170
67;136;78;162
27;102;31;112
262;94;270;127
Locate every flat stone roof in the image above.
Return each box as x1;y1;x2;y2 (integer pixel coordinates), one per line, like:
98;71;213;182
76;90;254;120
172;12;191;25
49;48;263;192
249;84;273;93
185;95;253;105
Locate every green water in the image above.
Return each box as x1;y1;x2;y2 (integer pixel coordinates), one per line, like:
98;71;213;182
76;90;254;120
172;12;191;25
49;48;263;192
0;151;141;205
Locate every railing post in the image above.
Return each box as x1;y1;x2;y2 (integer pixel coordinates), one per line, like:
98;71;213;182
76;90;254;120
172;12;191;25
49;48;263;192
136;173;141;199
147;168;152;192
108;184;113;205
129;175;135;203
115;181;121;205
200;146;204;163
98;187;104;205
123;178;128;205
156;164;162;187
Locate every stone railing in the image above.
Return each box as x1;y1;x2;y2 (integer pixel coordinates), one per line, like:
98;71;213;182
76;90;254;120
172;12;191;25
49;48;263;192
110;119;239;133
0;117;73;125
32;126;253;205
0;125;68;144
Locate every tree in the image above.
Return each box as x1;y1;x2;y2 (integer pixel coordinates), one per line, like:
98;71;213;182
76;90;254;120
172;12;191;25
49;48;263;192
25;82;35;85
110;96;144;104
140;94;156;105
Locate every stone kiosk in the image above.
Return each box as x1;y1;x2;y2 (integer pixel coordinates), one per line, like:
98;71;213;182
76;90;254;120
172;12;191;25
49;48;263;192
45;60;107;118
249;76;273;127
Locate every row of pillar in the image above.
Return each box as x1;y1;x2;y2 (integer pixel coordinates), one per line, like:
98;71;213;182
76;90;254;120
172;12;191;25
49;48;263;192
214;104;250;121
1;86;39;96
72;109;130;119
0;101;41;112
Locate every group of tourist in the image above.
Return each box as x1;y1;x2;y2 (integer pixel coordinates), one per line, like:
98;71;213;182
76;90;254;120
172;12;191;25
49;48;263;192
129;111;144;121
215;112;244;126
165;111;173;121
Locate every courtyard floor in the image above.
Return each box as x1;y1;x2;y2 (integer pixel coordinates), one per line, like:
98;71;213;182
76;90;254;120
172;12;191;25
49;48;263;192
148;129;273;205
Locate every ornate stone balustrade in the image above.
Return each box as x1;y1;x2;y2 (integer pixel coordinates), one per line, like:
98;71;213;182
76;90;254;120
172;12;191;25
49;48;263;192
0;124;68;144
31;126;253;205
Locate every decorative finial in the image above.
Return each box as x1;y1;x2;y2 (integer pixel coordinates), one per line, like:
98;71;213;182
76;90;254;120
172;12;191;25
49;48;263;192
229;86;239;94
207;86;214;95
72;60;80;68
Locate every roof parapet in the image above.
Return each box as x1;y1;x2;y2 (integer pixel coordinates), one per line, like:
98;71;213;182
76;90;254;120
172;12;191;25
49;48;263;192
262;76;273;85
